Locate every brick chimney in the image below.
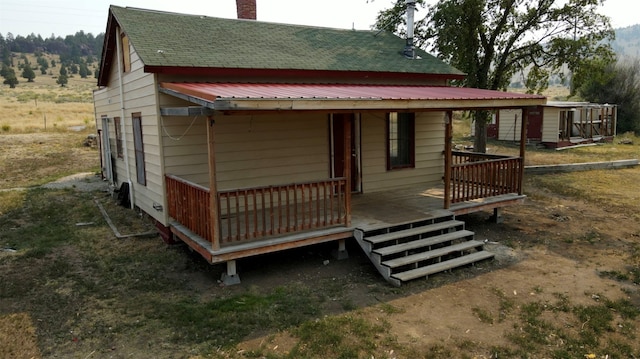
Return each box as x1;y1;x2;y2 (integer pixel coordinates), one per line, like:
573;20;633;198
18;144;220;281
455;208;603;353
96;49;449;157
236;0;256;20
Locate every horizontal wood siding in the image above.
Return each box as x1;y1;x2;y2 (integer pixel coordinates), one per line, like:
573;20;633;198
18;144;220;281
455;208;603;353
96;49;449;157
497;109;522;141
215;113;329;189
360;111;445;192
541;107;560;143
161;114;209;183
93;33;166;224
162;112;330;189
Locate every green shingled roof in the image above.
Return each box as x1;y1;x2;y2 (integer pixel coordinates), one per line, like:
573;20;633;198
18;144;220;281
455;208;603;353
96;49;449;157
108;6;464;76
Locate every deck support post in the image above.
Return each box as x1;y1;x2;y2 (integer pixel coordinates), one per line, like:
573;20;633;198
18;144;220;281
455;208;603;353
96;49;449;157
490;207;504;224
221;260;241;286
444;111;453;209
332;238;349;260
519;108;528;195
207;116;221;250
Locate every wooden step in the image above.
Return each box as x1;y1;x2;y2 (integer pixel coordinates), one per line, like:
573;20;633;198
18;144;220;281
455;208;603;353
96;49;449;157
391;251;495;282
373;230;474;258
365;220;465;246
381;239;485;269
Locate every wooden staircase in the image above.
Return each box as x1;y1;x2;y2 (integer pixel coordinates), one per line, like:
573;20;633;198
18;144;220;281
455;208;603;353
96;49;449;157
353;213;494;287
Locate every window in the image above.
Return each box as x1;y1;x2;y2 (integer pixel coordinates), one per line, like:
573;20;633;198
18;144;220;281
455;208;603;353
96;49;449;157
387;112;415;170
132;113;146;185
114;117;123;158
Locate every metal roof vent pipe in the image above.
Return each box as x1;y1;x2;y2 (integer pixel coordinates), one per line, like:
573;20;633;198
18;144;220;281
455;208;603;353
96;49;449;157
404;0;416;59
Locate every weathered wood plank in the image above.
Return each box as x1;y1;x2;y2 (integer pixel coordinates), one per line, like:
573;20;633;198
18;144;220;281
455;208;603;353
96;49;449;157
391;251;494;282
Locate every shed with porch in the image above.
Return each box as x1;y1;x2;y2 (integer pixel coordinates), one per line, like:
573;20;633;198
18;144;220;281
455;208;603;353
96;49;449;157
485;101;616;148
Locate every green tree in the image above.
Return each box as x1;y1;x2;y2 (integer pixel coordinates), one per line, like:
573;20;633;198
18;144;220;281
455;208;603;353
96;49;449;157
0;64;9;78
78;62;89;78
57;66;68;87
376;0;614;152
578;59;640;135
21;63;35;82
37;56;49;74
56;73;68;87
2;67;19;88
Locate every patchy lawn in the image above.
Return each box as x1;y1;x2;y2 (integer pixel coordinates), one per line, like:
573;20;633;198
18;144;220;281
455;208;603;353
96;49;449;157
1;131;639;358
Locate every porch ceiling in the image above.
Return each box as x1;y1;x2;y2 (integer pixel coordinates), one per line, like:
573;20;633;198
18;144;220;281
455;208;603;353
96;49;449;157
158;82;546;112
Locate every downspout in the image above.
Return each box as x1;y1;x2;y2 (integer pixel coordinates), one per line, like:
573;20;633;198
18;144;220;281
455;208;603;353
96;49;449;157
116;27;134;209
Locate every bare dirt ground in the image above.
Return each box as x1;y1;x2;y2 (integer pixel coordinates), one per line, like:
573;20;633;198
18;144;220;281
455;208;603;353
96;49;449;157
230;188;640;357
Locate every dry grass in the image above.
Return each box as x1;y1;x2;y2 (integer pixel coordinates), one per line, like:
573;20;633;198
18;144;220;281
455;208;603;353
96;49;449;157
0;131;99;190
0;53;100;189
0;99;94;132
0;313;41;359
527;166;640;218
1;53;97;133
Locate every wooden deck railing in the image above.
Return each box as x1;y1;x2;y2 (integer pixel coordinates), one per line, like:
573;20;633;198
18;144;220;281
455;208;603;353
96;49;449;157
166;175;349;247
218;178;348;245
449;151;523;204
166;174;212;242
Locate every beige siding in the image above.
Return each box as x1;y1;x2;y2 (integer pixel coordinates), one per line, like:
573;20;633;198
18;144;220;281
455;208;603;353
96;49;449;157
360;111;445;192
161;115;209;184
541;107;560;143
93;29;165;224
216;113;329;189
162;112;330;190
497;109;522;141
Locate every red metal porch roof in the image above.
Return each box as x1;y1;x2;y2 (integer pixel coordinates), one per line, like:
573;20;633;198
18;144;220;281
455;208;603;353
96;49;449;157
159;82;547;111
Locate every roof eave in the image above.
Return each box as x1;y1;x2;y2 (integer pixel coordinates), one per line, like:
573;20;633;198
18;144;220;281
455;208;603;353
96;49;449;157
212;98;546;112
97;8;119;87
145;65;467;82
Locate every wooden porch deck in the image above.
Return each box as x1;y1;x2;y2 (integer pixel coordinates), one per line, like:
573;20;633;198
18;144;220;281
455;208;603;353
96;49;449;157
167;150;525;265
351;184;524;231
170;183;524;264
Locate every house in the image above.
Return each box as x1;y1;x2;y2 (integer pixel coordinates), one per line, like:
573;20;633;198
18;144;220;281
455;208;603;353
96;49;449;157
93;2;546;286
482;101;616;148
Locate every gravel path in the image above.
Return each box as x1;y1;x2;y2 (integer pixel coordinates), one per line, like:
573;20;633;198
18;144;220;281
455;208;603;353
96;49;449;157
41;172;108;192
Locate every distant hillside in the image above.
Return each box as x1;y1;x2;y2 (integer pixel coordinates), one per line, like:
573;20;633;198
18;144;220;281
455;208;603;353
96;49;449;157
612;24;640;59
0;32;103;69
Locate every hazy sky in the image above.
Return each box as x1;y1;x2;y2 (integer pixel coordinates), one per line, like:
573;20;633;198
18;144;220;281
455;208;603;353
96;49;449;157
0;0;635;38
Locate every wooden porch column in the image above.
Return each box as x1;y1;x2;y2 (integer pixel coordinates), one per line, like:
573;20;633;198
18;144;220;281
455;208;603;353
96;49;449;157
519;108;528;195
207;116;221;250
343;116;352;226
444;111;453;209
